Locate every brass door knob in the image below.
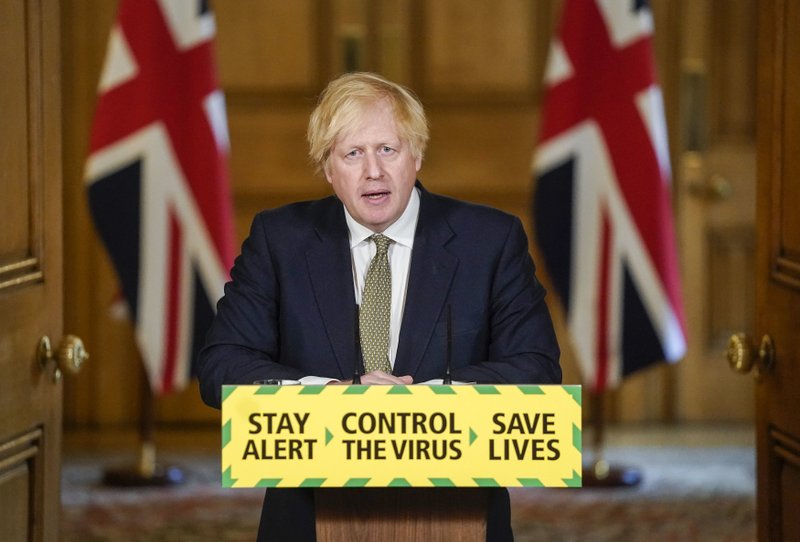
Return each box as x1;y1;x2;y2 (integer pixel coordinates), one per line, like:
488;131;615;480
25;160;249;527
37;335;89;383
687;173;734;201
727;333;774;380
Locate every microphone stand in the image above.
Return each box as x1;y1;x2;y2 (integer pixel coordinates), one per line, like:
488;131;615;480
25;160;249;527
353;305;363;384
443;304;453;384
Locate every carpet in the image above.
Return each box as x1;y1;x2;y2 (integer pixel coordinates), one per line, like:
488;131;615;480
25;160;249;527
61;446;755;541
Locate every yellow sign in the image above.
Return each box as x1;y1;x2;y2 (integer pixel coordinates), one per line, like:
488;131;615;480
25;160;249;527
221;384;581;488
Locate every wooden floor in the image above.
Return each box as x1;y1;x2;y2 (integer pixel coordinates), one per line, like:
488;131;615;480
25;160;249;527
64;425;221;455
602;422;754;447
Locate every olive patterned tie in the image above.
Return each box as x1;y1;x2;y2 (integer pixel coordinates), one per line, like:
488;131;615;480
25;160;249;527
359;234;393;373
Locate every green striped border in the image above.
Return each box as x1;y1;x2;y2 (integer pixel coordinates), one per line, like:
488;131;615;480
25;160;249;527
563;385;582;405
473;477;502;487
230;476;578;488
473;385;501;395
222;419;232;448
299;478;327;487
563;470;582;487
517;478;545;487
222;466;236;487
342;385;369;395
430;385;456;395
343;478;371;487
517;385;545;395
255;478;282;488
221;385;237;401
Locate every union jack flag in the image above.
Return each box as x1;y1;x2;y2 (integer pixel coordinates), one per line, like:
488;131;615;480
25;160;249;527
85;0;234;394
532;0;686;392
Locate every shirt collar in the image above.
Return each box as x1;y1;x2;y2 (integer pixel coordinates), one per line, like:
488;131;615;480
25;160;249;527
345;187;420;249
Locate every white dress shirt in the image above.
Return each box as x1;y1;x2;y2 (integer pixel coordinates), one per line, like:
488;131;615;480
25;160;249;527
345;187;419;367
298;188;420;384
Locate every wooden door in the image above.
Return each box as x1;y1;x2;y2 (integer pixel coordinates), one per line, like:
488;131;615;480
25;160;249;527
670;0;758;423
0;1;70;540
749;1;800;539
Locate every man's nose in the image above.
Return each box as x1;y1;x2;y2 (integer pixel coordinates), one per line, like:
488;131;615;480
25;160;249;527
365;152;382;179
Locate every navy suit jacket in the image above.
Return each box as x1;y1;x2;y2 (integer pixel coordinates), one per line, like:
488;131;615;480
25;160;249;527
197;183;560;540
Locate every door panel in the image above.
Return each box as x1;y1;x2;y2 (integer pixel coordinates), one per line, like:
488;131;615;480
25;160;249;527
756;0;800;539
0;0;63;540
674;0;757;422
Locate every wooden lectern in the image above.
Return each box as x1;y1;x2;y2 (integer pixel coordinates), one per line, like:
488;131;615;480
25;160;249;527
222;383;582;541
315;488;487;541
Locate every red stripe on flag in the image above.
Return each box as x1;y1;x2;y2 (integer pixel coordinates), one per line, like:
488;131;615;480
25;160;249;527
162;209;183;394
595;207;612;392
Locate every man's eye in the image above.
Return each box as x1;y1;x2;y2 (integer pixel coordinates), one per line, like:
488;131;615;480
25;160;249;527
346;150;359;158
381;146;394;153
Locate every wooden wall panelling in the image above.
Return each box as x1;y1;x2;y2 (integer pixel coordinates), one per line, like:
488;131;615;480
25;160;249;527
377;0;413;84
417;0;549;103
329;0;371;73
215;0;318;94
707;226;756;349
226;102;325;242
709;0;757;140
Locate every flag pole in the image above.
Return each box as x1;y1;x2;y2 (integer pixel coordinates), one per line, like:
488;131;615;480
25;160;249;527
102;362;184;487
582;390;642;487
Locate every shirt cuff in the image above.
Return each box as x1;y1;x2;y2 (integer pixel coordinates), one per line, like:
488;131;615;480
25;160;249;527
299;375;339;386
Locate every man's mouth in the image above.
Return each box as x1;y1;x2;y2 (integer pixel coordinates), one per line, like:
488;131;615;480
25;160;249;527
363;191;390;201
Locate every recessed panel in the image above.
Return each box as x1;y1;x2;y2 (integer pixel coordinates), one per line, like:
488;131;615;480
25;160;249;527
216;0;317;92
781;1;800;270
707;226;755;349
0;0;32;267
0;431;40;542
773;429;800;542
0;465;30;542
423;0;537;98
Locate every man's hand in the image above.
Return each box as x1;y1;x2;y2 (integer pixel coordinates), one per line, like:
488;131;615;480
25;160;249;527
329;371;413;385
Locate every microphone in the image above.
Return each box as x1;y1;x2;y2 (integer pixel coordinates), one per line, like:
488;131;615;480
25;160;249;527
353;304;363;384
443;304;453;384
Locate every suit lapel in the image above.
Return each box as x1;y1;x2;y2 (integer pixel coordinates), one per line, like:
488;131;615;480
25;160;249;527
306;198;357;378
394;187;458;377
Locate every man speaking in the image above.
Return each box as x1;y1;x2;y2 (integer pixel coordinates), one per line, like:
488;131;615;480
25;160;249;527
198;72;561;541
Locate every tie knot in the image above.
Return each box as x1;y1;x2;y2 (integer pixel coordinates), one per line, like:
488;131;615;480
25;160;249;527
371;234;392;255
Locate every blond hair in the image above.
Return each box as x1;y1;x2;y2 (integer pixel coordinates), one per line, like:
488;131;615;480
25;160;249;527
307;72;429;175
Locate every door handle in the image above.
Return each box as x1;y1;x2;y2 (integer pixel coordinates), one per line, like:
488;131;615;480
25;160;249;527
37;335;89;383
726;333;774;381
687;173;733;201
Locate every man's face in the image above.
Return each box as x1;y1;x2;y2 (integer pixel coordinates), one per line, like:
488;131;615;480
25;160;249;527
325;100;421;233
